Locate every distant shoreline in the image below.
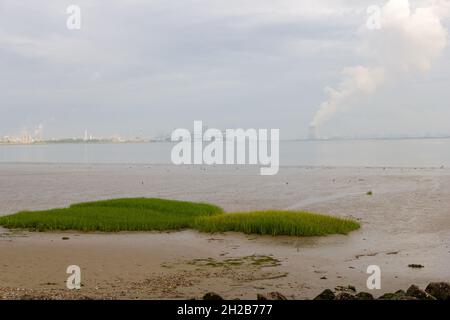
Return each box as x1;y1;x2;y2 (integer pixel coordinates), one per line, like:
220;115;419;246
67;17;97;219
2;135;450;146
0;140;156;146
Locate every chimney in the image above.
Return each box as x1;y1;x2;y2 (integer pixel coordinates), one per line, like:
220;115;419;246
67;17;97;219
308;125;318;140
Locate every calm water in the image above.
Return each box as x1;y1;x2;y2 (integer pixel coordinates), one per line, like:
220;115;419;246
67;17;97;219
1;139;450;167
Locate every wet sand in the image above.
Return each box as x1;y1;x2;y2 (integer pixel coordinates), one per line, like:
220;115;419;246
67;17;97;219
0;163;449;299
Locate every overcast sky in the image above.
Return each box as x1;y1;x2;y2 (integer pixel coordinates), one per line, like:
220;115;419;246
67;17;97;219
0;0;449;139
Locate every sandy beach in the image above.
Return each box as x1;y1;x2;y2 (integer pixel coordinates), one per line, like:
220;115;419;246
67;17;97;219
0;163;449;299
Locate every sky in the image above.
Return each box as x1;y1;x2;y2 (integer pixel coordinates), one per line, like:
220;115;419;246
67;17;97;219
0;0;449;139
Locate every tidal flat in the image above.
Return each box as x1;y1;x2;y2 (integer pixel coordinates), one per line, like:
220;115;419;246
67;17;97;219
0;163;449;299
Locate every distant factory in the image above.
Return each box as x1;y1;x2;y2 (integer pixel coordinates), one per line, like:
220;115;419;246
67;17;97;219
308;125;319;140
1;125;43;144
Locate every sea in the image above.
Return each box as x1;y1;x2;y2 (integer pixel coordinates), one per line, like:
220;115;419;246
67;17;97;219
1;138;450;167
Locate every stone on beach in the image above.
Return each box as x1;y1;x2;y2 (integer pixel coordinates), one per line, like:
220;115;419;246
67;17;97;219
202;292;223;300
313;289;335;300
256;292;287;300
406;285;436;300
425;282;450;301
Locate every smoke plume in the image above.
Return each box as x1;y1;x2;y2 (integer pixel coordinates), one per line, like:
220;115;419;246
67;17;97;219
310;0;449;130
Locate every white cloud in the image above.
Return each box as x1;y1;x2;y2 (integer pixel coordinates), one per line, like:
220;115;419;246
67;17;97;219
311;0;448;130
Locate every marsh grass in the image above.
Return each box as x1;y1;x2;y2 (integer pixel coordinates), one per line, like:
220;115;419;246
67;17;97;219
0;198;360;236
0;198;223;232
195;210;360;236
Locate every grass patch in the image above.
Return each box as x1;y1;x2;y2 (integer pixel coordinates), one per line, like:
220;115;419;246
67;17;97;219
0;198;223;232
0;198;360;236
195;210;360;236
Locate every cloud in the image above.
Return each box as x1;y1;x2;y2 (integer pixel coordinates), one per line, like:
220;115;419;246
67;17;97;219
1;0;449;138
311;0;448;129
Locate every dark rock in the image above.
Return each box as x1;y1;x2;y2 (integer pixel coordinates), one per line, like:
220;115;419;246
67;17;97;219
388;290;417;300
257;293;267;300
257;292;287;300
378;293;395;300
386;251;399;255
425;282;450;301
62;237;70;240
203;292;223;300
396;296;418;300
378;291;418;300
348;285;356;292
408;264;424;269
314;289;335;300
335;292;356;300
335;285;356;293
268;292;288;300
406;285;436;300
389;290;407;300
355;292;374;300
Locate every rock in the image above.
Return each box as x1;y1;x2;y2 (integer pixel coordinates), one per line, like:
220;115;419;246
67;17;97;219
355;292;374;300
335;285;356;293
386;251;399;255
62;237;70;240
378;293;395;300
408;264;424;269
257;292;287;300
314;289;335;300
406;285;436;300
390;290;407;300
256;293;267;300
387;290;417;300
268;292;288;300
335;292;356;300
396;296;418;300
203;292;223;300
425;282;450;301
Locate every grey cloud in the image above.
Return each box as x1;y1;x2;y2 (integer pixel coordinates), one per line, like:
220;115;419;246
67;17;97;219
0;0;449;139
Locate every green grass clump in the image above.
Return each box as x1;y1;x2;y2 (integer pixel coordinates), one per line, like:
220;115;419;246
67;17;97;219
0;198;223;232
195;211;360;236
0;198;360;236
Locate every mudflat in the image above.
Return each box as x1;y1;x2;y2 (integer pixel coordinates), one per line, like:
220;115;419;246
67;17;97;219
0;164;449;299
